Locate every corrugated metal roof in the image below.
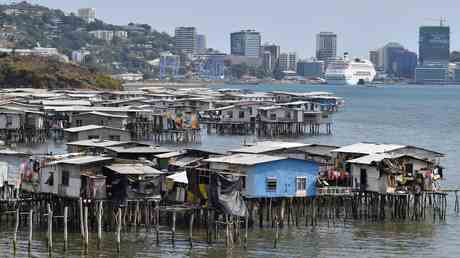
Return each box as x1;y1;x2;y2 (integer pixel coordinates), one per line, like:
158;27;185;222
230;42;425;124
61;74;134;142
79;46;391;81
204;154;286;166
78;111;128;118
66;139;128;148
42;100;91;106
105;164;164;175
346;153;393;165
231;141;309;154
64;125;127;133
64;125;104;132
107;146;171;154
331;143;405;155
48;156;113;165
155;151;184;159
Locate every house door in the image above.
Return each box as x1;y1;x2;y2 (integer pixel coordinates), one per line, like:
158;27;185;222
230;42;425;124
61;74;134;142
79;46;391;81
295;176;307;196
360;168;368;191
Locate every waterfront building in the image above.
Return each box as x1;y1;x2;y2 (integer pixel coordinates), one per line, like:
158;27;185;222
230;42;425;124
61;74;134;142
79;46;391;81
77;8;96;23
369;43;417;79
71;111;128;129
419;25;450;65
204;154;319;198
40;155;113;198
230;30;261;58
195;52;226;80
262;51;272;72
64;125;131;142
279;52;297;71
89;30;114;41
454;64;460;82
415;63;449;84
159;51;180;80
369;50;381;70
316;32;337;65
196;34;207;53
263;43;280;71
382;43;417;78
175;27;197;55
297;59;325;78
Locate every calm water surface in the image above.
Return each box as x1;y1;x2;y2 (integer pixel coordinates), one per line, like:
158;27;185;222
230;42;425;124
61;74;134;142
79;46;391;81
3;84;460;258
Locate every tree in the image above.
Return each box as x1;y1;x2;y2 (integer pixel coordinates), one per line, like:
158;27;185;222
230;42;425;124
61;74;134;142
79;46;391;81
229;63;249;79
254;65;269;79
272;64;284;80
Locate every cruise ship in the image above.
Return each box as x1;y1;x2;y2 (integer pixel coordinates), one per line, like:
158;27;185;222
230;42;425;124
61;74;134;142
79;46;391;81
325;56;376;85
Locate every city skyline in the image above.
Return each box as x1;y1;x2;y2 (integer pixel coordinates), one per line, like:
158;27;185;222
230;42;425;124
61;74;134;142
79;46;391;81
26;0;460;58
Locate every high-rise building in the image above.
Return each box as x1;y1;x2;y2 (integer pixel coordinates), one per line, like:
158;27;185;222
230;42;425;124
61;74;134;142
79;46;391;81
262;51;272;72
371;43;417;78
279;52;297;71
230;30;261;58
196;34;207;53
263;44;280;71
175;27;197;55
77;8;96;23
297;60;325;78
316;32;337;64
415;63;449;84
419;25;450;65
369;50;381;70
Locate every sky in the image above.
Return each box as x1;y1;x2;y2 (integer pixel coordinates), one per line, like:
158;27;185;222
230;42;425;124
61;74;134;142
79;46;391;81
21;0;460;58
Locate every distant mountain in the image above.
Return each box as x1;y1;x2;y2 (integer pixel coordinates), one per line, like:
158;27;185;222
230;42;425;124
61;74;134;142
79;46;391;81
0;1;175;76
0;54;122;90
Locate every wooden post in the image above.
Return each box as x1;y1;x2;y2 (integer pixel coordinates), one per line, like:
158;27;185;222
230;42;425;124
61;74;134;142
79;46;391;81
79;198;84;239
64;206;68;251
47;204;53;252
273;215;279;248
84;206;89;251
97;201;103;247
13;208;19;253
171;210;176;246
155;203;160;246
28;209;33;252
117;207;122;253
189;211;195;247
244;214;249;249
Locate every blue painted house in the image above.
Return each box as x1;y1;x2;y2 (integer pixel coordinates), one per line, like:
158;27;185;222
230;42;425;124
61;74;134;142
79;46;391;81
204;154;319;198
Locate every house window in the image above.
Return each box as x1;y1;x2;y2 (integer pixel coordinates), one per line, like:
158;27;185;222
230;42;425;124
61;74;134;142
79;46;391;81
266;177;277;192
270;113;276;120
226;111;233;119
88;135;99;140
6;116;12;127
296;177;307;191
239;111;245;119
45;172;54;186
110;135;121;141
404;163;413;174
62;170;69;186
100;120;105;126
76;120;83;127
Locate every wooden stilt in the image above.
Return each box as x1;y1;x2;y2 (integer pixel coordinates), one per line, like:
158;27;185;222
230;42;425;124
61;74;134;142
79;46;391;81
64;206;68;251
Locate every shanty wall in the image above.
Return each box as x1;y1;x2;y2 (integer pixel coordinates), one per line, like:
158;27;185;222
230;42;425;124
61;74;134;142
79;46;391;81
66;128;131;142
71;113;127;129
40;164;81;198
245;159;319;198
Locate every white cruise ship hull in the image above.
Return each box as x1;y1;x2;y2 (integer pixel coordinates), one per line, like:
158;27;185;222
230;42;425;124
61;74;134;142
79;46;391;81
325;58;376;86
